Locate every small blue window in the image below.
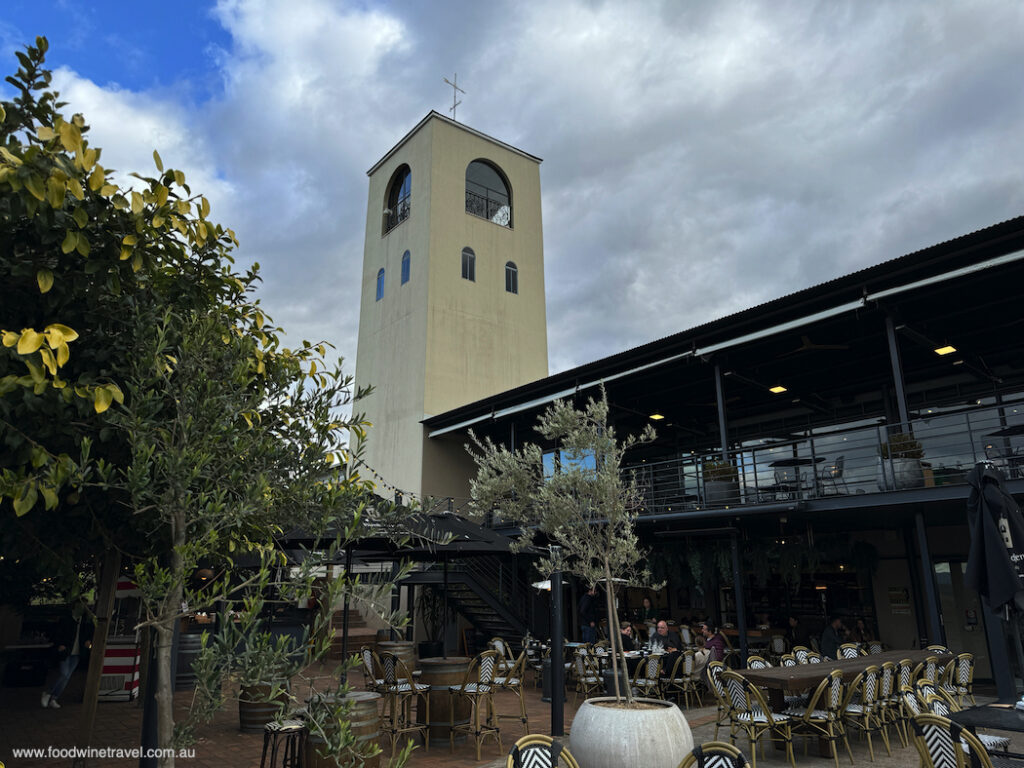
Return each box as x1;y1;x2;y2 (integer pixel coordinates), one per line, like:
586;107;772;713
376;268;385;301
401;251;410;284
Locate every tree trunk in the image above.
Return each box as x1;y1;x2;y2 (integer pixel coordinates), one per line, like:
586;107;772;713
73;550;121;768
154;621;175;768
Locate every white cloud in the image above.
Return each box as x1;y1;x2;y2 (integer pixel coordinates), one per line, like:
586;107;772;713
11;0;1024;380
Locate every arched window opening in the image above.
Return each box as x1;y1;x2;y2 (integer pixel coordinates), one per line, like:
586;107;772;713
376;268;385;301
505;261;518;294
383;165;411;234
465;160;512;227
401;250;410;284
461;247;476;281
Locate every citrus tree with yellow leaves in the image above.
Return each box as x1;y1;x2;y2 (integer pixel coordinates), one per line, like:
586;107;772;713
0;39;414;767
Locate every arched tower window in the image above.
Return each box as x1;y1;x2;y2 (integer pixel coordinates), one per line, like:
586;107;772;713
383;164;411;234
376;268;385;300
505;261;518;294
401;250;410;284
465;160;512;227
461;247;476;281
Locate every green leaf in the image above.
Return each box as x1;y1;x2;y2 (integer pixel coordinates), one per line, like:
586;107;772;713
13;484;38;516
61;230;77;253
153;149;163;172
131;191;143;214
0;104;5;124
41;486;59;510
24;174;45;201
72;206;88;228
36;268;53;293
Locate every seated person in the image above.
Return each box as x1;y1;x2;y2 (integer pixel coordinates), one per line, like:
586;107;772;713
699;621;726;662
619;621;636;652
649;620;683;653
692;635;711;674
820;615;846;659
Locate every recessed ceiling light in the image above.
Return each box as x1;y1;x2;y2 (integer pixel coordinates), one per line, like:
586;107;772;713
649;413;665;420
934;345;957;356
769;385;787;394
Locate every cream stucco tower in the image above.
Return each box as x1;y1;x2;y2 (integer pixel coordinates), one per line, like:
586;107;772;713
354;112;548;499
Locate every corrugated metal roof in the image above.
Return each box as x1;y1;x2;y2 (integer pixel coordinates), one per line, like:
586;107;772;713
423;213;1024;430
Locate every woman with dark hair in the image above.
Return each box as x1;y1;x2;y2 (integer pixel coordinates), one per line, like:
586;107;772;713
639;596;657;622
848;617;874;644
700;621;725;662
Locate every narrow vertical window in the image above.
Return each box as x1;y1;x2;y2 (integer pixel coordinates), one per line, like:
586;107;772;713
461;247;476;281
376;268;385;300
505;261;518;294
401;250;410;284
383;165;411;234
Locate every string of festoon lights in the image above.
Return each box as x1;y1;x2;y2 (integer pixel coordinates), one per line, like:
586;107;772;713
349;456;419;506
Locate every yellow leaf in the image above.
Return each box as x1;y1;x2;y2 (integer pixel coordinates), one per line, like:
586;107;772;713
242;412;252;428
120;247;131;261
131;191;143;214
76;235;90;256
25;361;44;384
176;200;189;215
106;383;124;404
0;105;5;123
36;269;54;293
93;387;113;413
83;147;98;171
37;126;56;141
45;324;78;343
0;146;23;166
72;206;88;227
152;214;164;228
99;184;116;197
55;341;69;367
123;234;138;246
131;253;142;272
88;166;104;191
156;185;168;206
1;331;17;348
14;484;37;516
153;149;163;172
61;230;77;253
46;177;64;208
200;197;210;218
41;486;59;510
17;329;44;355
58;121;81;152
38;346;56;375
173;170;185;186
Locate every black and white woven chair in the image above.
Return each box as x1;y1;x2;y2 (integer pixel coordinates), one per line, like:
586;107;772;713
842;665;890;762
779;653;797;668
911;713;1000;768
678;741;751;768
378;651;429;754
720;669;796;768
506;734;581;768
494;649;531;734
358;645;385;692
449;649;501;760
705;661;733;741
746;655;772;670
633;652;665;699
782;668;853;768
792;646;811;665
259;719;305;768
571;649;603;705
838;643;862;660
921;690;1010;754
942;653;977;707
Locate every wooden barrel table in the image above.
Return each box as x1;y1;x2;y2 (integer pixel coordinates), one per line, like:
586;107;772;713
306;690;382;768
416;656;472;742
375;640;417;672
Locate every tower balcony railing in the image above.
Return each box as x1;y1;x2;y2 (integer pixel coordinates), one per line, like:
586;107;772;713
465;189;511;227
623;399;1024;514
383;195;410;234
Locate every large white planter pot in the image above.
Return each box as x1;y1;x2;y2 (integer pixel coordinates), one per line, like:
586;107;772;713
570;697;692;768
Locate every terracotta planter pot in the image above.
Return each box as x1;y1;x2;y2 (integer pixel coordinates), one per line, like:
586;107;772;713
569;697;692;768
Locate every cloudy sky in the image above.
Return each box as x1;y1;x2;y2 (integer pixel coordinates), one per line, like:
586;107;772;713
2;1;1023;375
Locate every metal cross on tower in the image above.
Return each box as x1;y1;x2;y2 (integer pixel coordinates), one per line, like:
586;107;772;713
442;73;465;121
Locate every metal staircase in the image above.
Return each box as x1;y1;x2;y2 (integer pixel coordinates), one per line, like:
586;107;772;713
403;555;532;642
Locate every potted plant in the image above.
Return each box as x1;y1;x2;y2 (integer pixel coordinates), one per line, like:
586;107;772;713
234;632;299;732
878;432;925;490
415;587;445;659
702;458;739;507
470;388;693;768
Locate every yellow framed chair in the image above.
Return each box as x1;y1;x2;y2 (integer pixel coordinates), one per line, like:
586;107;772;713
677;741;751;768
449;649;502;760
507;734;581;768
378;651;429;754
494;648;531;734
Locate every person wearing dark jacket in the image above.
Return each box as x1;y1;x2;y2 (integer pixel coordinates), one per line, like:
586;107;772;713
820;616;846;660
579;586;601;643
619;621;636;652
42;600;94;709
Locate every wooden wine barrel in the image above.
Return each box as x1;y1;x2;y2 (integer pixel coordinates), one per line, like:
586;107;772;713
417;656;472;742
375;640;416;672
238;683;289;733
306;691;382;768
174;632;203;690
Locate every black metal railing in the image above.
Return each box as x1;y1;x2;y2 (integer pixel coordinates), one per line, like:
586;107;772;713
465;189;511;227
383;195;410;234
624;399;1024;513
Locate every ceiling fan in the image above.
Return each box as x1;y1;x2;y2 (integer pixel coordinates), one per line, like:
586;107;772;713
779;335;849;358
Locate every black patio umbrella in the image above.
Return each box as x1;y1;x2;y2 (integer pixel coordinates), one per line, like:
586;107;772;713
965;463;1024;612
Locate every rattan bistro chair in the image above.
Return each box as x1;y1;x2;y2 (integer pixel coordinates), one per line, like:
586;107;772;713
720;669;796;768
706;661;733;742
494;649;531;734
678;741;751;768
449;649;502;760
571;649;603;705
782;668;853;768
842;665;890;762
507;734;581;768
633;652;665;699
838;643;862;659
378;651;429;754
911;713;999;768
942;653;977;707
359;645;385;692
